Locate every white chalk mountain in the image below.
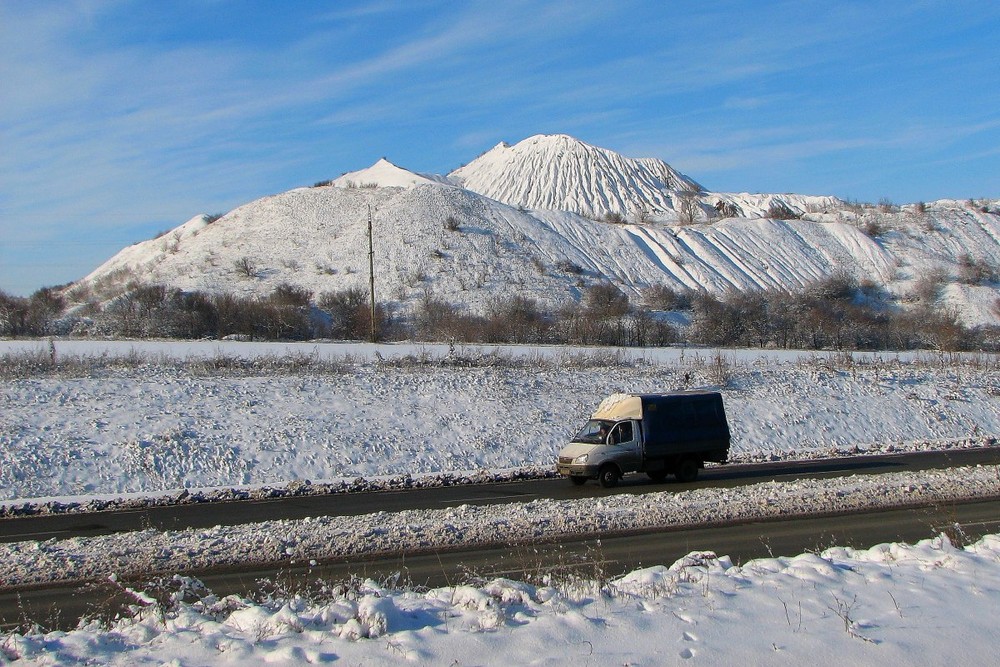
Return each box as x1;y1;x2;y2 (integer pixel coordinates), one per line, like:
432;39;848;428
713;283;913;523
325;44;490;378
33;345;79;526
74;134;1000;326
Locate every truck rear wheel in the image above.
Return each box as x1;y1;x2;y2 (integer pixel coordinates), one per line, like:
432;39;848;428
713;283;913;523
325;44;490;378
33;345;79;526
598;465;621;488
675;458;700;483
647;470;668;483
569;475;588;486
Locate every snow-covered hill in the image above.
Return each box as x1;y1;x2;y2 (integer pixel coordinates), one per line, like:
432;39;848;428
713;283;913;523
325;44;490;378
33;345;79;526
450;134;842;221
72;134;1000;326
449;133;701;216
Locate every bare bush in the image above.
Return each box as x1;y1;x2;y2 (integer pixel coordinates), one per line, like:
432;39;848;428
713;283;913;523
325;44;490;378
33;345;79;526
808;271;857;301
270;283;312;308
877;198;897;213
319;288;371;340
858;213;887;237
22;287;66;336
585;283;630;319
765;201;799;220
632;205;651;225
556;260;585;275
714;200;740;218
602;211;626;225
957;254;999;285
444;215;460;232
235;256;259;279
911;268;949;304
414;295;486;342
0;289;29;336
483;295;547;343
643;284;693;311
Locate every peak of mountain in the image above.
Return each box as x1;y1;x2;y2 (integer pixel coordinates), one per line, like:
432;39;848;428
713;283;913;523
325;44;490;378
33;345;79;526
449;134;702;216
332;158;450;189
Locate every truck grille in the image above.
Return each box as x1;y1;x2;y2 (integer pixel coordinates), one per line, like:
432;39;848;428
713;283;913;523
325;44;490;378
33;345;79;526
558;457;574;465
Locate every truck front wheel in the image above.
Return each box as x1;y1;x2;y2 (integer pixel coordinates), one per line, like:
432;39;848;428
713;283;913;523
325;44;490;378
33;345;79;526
675;458;700;483
598;465;621;488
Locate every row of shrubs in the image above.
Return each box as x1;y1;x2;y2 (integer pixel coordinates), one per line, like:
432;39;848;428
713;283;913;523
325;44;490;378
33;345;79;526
2;276;998;351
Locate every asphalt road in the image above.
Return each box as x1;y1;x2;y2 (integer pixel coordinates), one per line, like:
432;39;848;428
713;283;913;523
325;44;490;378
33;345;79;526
5;498;1000;632
2;446;999;544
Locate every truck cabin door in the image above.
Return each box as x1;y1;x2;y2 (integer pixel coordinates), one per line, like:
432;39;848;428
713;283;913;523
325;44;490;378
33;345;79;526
610;421;642;469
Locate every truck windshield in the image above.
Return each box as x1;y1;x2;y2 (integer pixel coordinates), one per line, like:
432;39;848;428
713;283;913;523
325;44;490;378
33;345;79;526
574;419;615;444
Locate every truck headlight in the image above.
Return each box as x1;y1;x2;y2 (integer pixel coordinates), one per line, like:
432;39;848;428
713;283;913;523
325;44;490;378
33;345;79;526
572;454;589;464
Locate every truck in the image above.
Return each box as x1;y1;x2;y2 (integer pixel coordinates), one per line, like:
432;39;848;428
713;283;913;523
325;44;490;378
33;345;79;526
555;391;731;488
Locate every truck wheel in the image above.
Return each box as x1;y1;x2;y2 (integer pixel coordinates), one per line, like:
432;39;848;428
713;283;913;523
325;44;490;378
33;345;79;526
675;458;700;483
569;475;588;486
647;470;668;483
598;465;620;488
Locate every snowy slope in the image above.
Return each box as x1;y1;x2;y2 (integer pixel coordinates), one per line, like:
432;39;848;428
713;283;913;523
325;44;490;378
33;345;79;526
449;133;701;216
331;157;452;189
72;134;1000;326
450;133;841;221
75;184;899;315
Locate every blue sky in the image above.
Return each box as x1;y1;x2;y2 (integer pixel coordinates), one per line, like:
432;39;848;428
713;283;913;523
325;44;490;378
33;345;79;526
2;0;998;296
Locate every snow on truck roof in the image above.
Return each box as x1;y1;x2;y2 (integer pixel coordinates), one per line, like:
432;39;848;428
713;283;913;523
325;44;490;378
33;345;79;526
591;391;721;421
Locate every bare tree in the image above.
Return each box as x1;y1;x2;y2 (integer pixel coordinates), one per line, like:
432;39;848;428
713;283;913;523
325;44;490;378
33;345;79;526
631;204;651;225
675;193;700;225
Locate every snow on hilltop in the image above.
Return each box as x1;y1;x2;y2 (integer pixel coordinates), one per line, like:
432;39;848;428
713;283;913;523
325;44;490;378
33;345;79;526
332;157;451;189
449;133;702;216
72;134;1000;326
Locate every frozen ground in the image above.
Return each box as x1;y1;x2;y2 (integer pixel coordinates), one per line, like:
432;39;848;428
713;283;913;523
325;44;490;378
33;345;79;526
2;340;1000;664
1;340;998;505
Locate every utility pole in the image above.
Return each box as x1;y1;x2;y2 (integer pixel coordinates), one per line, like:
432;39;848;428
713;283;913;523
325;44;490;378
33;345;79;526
367;204;377;343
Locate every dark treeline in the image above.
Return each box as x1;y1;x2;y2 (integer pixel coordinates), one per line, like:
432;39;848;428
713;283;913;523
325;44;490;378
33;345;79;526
2;274;998;351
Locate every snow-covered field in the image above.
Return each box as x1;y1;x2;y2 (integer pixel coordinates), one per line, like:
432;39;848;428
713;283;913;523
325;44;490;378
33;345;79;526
3;340;1000;664
2;340;998;504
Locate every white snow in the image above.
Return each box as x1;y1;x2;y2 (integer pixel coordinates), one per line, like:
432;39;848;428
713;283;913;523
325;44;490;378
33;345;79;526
449;133;702;215
2;340;998;502
2;340;1000;663
331;157;451;189
68;133;1000;327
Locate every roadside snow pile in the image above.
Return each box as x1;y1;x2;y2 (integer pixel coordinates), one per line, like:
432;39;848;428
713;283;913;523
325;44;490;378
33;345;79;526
6;531;1000;665
3;464;999;588
1;342;998;505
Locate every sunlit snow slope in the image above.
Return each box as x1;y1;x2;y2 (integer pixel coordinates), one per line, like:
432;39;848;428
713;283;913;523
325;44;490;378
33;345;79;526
449;133;701;215
75;134;1000;325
